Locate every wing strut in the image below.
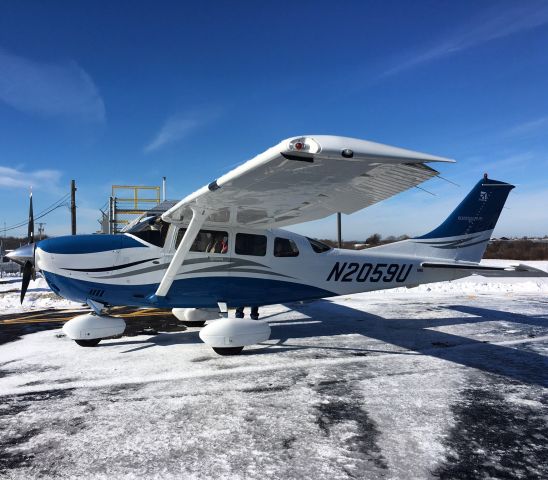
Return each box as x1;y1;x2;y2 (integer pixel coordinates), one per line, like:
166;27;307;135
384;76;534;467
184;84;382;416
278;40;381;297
154;206;208;299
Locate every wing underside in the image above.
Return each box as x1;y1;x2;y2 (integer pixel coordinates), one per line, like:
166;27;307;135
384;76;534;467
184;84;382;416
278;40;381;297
163;135;454;228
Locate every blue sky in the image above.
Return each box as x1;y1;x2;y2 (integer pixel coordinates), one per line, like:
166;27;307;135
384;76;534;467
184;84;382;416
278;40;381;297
1;0;547;240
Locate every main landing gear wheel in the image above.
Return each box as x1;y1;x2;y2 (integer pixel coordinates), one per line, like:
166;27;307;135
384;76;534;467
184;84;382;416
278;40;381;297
200;318;271;356
212;346;244;356
74;338;101;347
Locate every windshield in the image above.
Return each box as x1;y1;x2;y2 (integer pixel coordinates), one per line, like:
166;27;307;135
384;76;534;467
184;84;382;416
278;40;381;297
127;215;170;247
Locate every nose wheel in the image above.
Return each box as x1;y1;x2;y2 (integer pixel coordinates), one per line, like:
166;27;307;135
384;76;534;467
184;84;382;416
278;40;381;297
74;338;101;347
63;313;126;347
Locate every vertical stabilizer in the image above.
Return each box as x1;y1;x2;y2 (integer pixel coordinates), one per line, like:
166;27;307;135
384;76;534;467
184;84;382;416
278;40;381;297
368;175;514;263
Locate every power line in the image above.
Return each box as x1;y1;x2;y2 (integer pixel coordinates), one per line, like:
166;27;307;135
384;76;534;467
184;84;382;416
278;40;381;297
3;203;69;233
2;192;71;234
35;192;71;217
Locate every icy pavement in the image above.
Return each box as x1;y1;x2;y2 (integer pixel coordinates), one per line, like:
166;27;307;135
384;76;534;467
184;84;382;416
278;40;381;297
0;268;547;479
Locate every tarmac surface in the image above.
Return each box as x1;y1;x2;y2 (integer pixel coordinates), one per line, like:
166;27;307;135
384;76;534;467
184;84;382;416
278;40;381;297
0;290;547;479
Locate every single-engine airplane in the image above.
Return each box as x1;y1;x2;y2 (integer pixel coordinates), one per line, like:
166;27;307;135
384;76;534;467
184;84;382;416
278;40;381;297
9;136;547;354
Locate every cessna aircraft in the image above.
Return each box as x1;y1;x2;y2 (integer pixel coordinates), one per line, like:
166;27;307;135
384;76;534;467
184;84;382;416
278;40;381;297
9;135;547;354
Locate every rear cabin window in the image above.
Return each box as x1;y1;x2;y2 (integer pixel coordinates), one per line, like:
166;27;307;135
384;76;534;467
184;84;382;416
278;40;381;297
274;237;299;257
176;229;229;254
307;237;331;253
235;233;267;256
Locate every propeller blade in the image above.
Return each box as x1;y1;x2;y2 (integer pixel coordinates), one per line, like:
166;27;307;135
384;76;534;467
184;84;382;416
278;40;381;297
31;243;36;281
21;260;33;304
28;190;34;245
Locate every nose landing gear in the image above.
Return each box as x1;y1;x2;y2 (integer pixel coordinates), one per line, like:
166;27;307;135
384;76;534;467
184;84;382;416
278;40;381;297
63;313;126;347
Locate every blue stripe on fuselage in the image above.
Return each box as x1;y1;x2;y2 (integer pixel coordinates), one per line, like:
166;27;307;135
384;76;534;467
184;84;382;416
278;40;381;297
39;234;145;254
42;271;336;308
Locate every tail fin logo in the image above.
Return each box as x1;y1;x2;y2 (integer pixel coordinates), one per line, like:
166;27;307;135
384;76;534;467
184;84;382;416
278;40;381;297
479;191;489;202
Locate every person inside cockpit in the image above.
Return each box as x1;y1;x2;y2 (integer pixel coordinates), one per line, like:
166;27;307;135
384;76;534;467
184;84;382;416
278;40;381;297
206;234;228;254
126;215;169;248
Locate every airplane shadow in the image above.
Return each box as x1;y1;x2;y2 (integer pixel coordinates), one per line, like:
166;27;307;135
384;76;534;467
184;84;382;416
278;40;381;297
265;300;547;388
103;299;548;388
102;331;202;353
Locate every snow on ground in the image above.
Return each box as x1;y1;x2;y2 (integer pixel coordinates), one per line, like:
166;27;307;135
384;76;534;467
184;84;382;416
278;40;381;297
0;276;81;313
0;262;547;479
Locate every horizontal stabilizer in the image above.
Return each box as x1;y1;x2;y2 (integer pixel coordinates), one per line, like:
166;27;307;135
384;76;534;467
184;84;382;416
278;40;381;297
421;262;548;277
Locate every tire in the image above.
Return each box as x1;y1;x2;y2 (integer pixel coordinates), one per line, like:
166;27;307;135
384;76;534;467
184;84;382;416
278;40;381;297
212;346;244;356
181;321;206;327
75;338;101;347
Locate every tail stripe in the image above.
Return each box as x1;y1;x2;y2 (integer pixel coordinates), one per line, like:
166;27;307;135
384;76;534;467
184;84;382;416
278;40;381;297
429;238;489;250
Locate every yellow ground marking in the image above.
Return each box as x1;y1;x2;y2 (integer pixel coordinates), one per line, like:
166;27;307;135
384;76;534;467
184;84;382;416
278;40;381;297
0;307;175;325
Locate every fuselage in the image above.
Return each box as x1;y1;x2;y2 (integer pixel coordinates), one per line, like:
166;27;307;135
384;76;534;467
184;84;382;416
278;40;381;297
35;223;468;309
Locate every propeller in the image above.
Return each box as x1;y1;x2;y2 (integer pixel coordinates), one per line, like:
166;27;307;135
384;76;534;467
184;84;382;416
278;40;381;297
28;189;34;245
7;190;38;304
21;258;34;303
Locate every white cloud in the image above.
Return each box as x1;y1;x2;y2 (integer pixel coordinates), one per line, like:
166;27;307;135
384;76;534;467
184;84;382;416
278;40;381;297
383;2;548;77
144;108;221;153
505;116;548;138
0;166;62;190
0;48;105;122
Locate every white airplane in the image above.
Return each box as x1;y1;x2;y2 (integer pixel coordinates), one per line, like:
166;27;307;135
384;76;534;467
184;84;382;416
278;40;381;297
10;135;547;354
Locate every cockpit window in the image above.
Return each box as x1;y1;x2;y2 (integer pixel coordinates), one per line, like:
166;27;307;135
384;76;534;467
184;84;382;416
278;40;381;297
126;215;170;248
306;237;332;253
176;229;229;254
274;237;299;257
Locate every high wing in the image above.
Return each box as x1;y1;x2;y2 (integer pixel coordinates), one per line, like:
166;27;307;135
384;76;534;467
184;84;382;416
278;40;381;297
162;135;453;228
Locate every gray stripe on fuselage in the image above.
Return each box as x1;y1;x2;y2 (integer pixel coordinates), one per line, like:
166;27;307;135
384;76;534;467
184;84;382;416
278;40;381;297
178;265;293;279
90;263;168;279
90;256;272;279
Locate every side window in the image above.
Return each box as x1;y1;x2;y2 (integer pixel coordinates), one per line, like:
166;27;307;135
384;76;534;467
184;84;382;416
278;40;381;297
235;233;267;256
176;229;229;254
274;237;299;257
307;237;332;253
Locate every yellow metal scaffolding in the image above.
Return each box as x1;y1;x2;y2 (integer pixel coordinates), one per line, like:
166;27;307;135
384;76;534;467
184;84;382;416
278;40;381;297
110;185;161;233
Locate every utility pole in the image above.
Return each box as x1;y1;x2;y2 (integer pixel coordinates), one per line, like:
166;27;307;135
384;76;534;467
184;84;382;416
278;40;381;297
70;180;77;235
337;212;342;248
109;196;115;234
37;223;46;240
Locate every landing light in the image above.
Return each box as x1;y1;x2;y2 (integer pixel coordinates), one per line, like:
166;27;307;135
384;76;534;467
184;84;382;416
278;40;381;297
288;137;321;154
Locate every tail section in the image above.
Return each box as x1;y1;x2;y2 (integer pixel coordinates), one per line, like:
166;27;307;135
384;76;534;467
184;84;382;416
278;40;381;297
369;175;514;263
